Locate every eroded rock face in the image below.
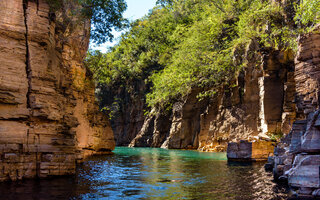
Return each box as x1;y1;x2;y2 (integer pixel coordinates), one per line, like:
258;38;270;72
288;154;320;189
267;26;320;198
129;109;171;147
161;89;208;149
201;46;295;156
0;0;115;181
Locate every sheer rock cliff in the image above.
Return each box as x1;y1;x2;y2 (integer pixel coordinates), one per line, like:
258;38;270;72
0;0;115;181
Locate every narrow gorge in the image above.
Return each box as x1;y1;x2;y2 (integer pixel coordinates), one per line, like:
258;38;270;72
1;0;320;199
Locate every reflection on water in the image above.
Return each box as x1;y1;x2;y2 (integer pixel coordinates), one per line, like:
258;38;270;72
0;147;289;200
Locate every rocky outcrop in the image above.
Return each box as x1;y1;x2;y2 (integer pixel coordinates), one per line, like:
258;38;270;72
0;0;115;181
128;108;171;147
267;26;320;198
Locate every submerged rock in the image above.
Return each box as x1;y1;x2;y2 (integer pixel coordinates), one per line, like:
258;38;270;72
227;140;274;161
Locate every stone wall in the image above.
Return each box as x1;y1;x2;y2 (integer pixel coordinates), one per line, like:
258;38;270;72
0;0;115;181
197;47;295;153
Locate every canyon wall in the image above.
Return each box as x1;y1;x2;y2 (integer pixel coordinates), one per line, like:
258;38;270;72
0;0;115;181
268;26;320;198
112;40;295;154
104;47;298;163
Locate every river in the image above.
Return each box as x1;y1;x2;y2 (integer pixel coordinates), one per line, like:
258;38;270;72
0;147;290;199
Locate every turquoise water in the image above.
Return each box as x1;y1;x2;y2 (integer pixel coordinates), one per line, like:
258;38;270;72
0;147;289;200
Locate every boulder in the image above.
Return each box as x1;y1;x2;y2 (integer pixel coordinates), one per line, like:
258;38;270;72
227;140;274;161
288;155;320;188
301;111;320;152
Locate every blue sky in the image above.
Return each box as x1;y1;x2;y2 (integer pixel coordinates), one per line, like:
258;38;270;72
91;0;158;52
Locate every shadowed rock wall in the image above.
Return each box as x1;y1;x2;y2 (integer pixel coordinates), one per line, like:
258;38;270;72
101;80;147;146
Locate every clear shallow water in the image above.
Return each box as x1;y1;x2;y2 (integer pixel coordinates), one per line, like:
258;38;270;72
0;147;289;200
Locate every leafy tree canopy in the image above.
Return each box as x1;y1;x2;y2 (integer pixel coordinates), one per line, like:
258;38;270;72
46;0;128;44
85;0;320;113
156;0;174;6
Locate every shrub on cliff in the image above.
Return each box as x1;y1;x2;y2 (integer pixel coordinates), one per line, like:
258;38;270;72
295;0;320;32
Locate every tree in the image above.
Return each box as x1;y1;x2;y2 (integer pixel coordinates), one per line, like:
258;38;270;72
295;0;320;31
46;0;128;44
87;0;318;112
156;0;174;6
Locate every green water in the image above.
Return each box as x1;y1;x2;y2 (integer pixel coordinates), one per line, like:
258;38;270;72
0;147;289;200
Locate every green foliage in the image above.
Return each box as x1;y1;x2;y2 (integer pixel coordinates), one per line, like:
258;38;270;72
101;101;120;119
268;131;284;142
295;0;320;32
86;6;177;85
85;50;112;84
86;0;320;112
146;0;295;109
46;0;127;44
156;0;174;6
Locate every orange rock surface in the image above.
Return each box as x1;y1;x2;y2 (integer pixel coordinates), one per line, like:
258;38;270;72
0;0;115;181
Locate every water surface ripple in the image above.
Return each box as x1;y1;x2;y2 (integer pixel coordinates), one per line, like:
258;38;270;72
0;147;289;199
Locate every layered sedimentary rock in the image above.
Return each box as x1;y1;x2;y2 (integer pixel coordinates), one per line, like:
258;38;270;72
0;0;115;181
128;108;171;147
267;26;320;198
200;45;295;152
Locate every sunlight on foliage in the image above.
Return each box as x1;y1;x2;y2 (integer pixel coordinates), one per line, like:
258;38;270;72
295;0;320;32
86;0;319;112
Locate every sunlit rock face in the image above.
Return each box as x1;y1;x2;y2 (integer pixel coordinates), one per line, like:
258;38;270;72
0;0;115;181
268;26;320;198
197;44;295;154
129;88;208;149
